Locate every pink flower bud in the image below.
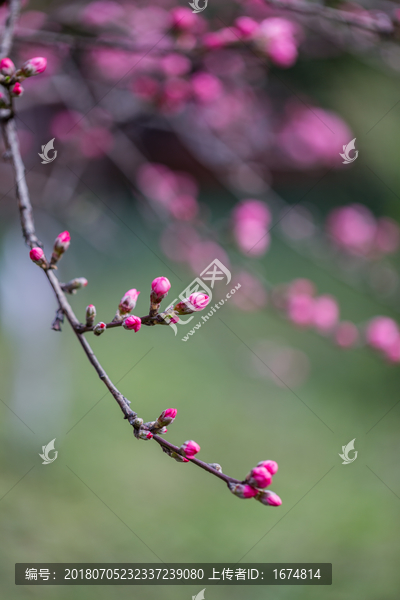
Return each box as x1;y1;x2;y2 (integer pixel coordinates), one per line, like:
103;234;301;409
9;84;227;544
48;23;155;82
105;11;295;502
51;230;70;264
257;490;282;506
122;315;141;332
180;439;200;459
119;288;140;315
0;57;15;77
93;322;106;336
151;276;171;300
174;292;210;315
228;482;258;499
21;56;47;77
257;460;279;475
138;430;153;440
246;466;272;489
11;82;23;96
86;304;96;327
29;247;47;268
157;408;177;427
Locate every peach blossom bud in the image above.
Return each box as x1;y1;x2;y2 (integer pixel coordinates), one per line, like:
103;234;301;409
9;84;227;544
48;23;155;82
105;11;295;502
157;408;177;427
119;289;140;315
21;56;47;77
151;276;171;300
246;466;272;488
93;322;106;336
138;430;153;440
51;230;70;265
228;482;258;499
171;451;189;462
174;292;210;315
257;460;278;475
11;82;23;96
257;490;282;506
0;57;15;77
29;247;47;268
181;439;200;459
157;426;168;435
61;277;88;294
85;304;96;327
123;315;141;332
133;417;144;428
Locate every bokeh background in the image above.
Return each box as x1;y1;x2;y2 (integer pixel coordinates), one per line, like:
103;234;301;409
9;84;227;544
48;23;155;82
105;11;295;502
1;0;400;599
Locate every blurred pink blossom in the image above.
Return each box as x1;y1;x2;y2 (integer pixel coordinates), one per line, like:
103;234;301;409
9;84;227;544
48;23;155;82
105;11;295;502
287;293;315;327
312;295;339;333
278;104;352;169
366;316;399;351
191;72;223;103
335;322;359;348
375;217;400;255
233;199;271;256
81;1;124;27
327;204;376;256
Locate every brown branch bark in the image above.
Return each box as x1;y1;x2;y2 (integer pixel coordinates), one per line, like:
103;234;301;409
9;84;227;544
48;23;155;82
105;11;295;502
0;0;240;491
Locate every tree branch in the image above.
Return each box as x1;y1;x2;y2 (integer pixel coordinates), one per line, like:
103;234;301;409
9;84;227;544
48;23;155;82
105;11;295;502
0;0;242;493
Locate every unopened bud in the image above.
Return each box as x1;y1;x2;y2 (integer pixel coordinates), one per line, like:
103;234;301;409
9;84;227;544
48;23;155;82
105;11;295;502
123;315;141;332
138;430;153;440
208;463;222;472
256;490;282;506
0;57;15;79
174;292;210;315
61;277;88;294
151;277;171;302
93;322;106;336
20;57;47;77
133;417;144;428
170;451;189;463
11;82;23;97
29;247;47;268
257;460;278;475
118;289;140;315
85;304;96;327
246;466;272;489
50;231;70;265
157;426;168;435
180;439;200;459
228;482;258;499
156;408;177;427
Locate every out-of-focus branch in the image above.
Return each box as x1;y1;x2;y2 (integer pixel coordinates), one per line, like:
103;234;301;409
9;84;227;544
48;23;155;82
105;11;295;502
0;0;20;57
265;0;395;35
